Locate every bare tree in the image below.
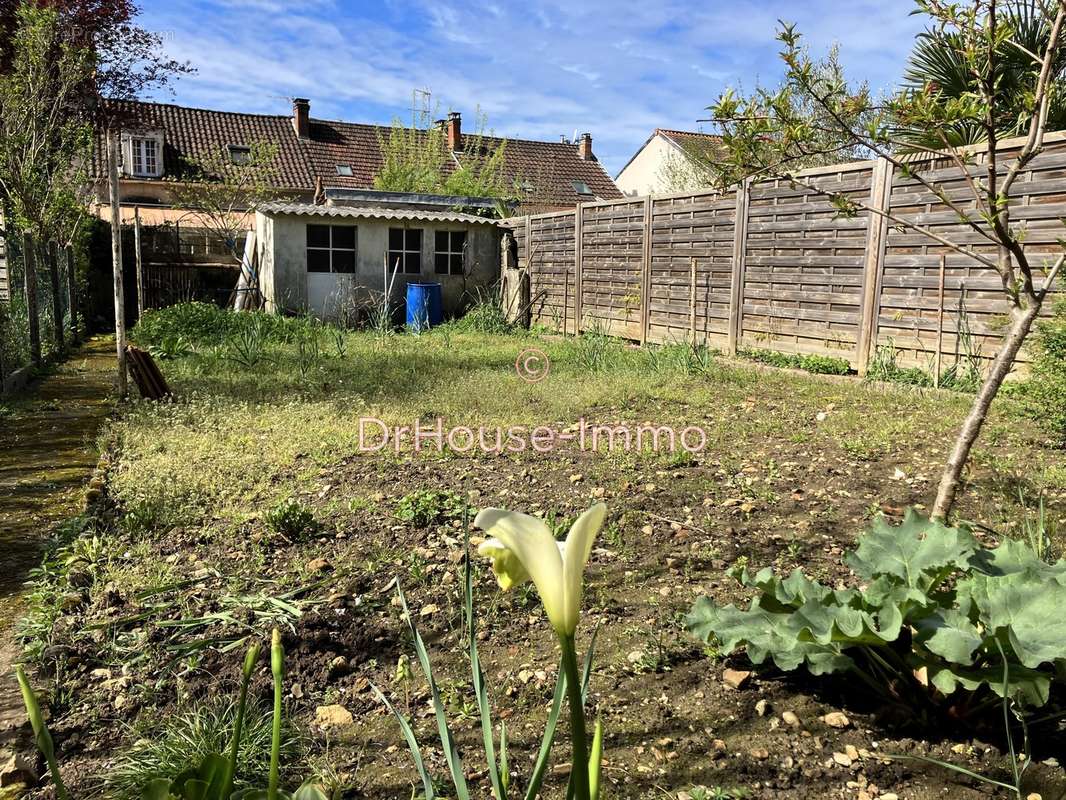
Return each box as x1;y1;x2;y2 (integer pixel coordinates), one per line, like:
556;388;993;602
710;0;1066;519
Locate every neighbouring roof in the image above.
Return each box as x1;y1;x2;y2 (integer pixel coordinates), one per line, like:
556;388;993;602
616;128;725;179
297;116;622;208
656;128;724;158
95;100;314;190
259;202;498;226
96;100;622;209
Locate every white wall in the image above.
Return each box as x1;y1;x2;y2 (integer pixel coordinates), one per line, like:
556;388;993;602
258;213;501;322
615;135;679;197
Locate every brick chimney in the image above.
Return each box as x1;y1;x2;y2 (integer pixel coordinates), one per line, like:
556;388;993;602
577;132;594;160
293;97;310;138
446;111;462;151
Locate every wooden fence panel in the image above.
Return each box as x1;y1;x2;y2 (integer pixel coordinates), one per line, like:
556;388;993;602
647;190;737;346
501;134;1065;373
527;212;576;330
739;164;875;364
878;149;1066;367
580;200;646;339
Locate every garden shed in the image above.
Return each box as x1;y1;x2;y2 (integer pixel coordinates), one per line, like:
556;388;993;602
254;202;501;321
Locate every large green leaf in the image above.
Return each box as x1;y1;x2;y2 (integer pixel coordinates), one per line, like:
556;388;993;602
917;657;1051;707
688;509;1066;710
846;510;977;588
960;567;1066;669
913;608;982;665
687;597;854;673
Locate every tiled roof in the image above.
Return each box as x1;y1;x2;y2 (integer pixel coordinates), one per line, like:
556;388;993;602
656;128;725;162
96;100;314;189
259;202;497;225
97;100;622;210
299;117;622;209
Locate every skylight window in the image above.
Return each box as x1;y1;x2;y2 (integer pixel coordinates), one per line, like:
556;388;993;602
336;164;353;177
228;145;251;165
572;180;593;196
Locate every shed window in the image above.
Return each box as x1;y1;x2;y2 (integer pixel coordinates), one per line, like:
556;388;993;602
388;228;422;274
306;224;356;274
434;230;467;275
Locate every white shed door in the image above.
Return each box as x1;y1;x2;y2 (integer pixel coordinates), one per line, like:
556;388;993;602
307;273;356;321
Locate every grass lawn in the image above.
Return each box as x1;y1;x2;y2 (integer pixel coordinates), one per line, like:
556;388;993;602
18;314;1066;800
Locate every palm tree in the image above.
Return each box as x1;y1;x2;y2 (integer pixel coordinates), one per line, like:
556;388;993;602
895;1;1066;149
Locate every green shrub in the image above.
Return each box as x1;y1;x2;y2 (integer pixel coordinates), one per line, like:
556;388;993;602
394;489;467;528
798;353;851;375
1022;298;1066;445
452;288;515;335
265;499;320;539
739;348;850;375
132;303;314;350
688;509;1066;712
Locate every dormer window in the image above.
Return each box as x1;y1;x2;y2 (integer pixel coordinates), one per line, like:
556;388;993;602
228;145;251;165
335;164;353;176
122;130;164;178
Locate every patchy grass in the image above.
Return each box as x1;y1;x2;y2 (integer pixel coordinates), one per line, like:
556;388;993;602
17;313;1066;800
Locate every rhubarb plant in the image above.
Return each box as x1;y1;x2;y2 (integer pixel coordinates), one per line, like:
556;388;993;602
687;510;1066;710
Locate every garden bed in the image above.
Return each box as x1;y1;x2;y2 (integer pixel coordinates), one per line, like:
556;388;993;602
14;310;1066;800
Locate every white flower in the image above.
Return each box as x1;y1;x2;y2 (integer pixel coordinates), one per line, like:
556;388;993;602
475;504;606;635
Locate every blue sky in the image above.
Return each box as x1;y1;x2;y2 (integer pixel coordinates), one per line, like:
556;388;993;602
140;0;926;176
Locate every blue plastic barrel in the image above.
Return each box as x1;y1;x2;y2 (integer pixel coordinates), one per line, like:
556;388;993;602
406;282;443;332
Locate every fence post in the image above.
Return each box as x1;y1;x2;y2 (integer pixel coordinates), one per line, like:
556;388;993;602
640;196;652;343
727;179;750;356
22;233;41;366
65;245;78;342
134;205;144;319
856;157;893;375
48;240;63;354
108;131;128;397
689;256;697;346
574;204;583;333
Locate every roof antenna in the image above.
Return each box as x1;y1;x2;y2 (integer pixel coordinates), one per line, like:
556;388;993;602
572;128;578;145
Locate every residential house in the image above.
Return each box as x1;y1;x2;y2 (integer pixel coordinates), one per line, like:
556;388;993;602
88;98;620;310
615;128;724;196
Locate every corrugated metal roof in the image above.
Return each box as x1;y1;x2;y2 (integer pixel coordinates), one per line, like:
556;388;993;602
258;202;498;225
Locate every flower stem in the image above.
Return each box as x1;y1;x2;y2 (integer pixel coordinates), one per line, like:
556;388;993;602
559;633;590;800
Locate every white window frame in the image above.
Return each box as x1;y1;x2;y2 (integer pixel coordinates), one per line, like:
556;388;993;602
121;131;165;178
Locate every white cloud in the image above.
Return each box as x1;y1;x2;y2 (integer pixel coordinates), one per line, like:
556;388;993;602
141;0;924;175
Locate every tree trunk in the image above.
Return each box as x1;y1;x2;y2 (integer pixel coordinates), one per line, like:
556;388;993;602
932;300;1043;520
108;132;127;398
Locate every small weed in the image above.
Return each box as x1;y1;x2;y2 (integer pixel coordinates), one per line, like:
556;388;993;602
394;489;467;528
265;499;320;539
106;698;302;800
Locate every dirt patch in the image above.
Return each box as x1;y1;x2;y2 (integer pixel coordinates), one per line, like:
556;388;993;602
10;330;1066;800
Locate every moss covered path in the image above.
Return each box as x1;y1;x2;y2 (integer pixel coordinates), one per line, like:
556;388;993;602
0;337;115;752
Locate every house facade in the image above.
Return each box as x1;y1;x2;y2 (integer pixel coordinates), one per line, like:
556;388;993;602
615;128;724;196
